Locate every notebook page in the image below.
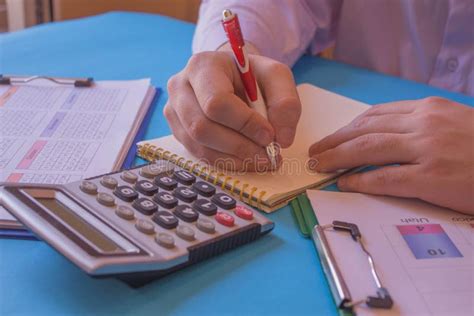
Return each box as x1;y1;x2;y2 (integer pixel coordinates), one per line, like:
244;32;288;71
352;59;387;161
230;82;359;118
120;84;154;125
0;79;152;226
307;190;473;316
138;84;369;203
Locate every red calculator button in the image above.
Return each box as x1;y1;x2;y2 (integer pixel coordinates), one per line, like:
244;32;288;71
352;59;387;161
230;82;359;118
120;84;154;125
235;205;254;220
215;211;235;227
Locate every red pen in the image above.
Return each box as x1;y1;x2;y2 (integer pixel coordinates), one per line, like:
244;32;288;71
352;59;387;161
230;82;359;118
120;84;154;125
221;9;278;168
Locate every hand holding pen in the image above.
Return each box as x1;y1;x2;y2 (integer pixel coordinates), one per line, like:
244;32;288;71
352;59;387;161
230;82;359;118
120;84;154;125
221;9;279;169
163;10;301;171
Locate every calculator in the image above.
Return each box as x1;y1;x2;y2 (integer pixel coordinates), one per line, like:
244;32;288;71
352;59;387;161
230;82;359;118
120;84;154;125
0;161;274;287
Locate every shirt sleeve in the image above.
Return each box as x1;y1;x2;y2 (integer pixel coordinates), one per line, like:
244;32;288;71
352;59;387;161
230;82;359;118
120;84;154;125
192;0;320;66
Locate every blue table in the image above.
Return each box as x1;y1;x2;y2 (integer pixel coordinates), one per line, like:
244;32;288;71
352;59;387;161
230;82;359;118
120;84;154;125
1;12;472;316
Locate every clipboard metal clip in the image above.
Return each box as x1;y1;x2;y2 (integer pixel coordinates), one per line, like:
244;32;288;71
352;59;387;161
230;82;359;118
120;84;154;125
0;74;93;87
312;220;394;311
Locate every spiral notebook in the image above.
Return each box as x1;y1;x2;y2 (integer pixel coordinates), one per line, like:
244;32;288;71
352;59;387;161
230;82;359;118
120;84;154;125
137;84;370;212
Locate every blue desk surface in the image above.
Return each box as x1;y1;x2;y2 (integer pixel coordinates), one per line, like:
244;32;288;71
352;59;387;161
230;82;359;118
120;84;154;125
1;12;472;316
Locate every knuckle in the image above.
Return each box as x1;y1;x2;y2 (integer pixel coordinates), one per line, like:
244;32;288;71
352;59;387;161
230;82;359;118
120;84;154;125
202;93;226;119
352;116;371;129
187;118;208;141
166;75;180;94
163;103;172;119
423;96;447;106
269;62;292;76
187;52;206;70
355;134;378;151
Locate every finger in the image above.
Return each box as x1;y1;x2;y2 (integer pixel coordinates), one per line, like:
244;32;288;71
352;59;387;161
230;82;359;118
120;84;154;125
309;113;414;156
253;58;301;148
362;100;417;117
185;53;275;146
311;133;417;172
164;103;272;172
169;78;270;161
337;165;419;198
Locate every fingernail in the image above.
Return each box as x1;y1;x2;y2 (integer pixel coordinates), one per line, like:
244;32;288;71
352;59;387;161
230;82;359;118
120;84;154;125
277;127;295;147
256;129;272;145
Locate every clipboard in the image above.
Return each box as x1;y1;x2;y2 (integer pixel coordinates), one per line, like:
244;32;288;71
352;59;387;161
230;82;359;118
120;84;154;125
291;194;393;315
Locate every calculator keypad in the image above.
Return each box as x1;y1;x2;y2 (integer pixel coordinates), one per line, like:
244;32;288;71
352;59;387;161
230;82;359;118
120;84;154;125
154;174;178;191
133;197;158;215
193;199;217;216
173;170;196;185
135;180;158;196
97;192;115;206
176;225;195;241
174;205;199;222
116;205;135;220
196;218;215;234
121;170;138;184
153;191;178;209
152;211;179;229
100;176;118;189
174;187;197;203
72;161;273;272
212;193;236;210
114;186;139;202
192;181;215;197
135;219;155;235
80;181;98;195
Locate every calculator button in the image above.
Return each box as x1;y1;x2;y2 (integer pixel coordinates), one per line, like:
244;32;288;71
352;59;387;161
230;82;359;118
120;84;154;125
235;205;254;220
193;199;217;216
212;193;236;210
176;225;195;241
115;205;135;220
152;211;179;229
133;198;158;215
174;205;199;222
135;180;158;196
80;181;98;195
121;170;138;184
154;175;178;191
215;211;235;227
192;181;216;197
114;185;139;202
135;219;155;235
196;218;215;234
100;176;118;189
97;192;115;207
174;187;198;203
155;233;175;248
173;170;196;185
140;162;174;179
153;192;178;209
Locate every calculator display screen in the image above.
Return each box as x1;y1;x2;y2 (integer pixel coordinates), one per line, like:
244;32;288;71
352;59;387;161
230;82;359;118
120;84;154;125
35;197;121;253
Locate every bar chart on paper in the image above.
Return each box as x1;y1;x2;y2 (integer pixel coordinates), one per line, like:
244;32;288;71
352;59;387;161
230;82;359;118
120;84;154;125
396;224;463;259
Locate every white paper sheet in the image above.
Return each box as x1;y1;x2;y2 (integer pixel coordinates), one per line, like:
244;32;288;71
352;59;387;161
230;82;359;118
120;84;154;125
0;78;153;226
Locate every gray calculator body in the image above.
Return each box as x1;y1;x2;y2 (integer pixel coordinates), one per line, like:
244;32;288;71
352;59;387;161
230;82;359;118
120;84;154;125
0;161;273;286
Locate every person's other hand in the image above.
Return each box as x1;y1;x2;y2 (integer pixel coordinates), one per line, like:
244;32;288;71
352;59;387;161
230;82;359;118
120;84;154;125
309;97;474;214
164;49;301;171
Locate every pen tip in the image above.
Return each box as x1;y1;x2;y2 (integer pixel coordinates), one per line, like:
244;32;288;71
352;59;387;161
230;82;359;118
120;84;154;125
222;9;234;21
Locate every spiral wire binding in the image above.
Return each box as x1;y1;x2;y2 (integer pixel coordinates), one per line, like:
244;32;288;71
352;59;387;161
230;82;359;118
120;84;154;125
138;144;268;209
